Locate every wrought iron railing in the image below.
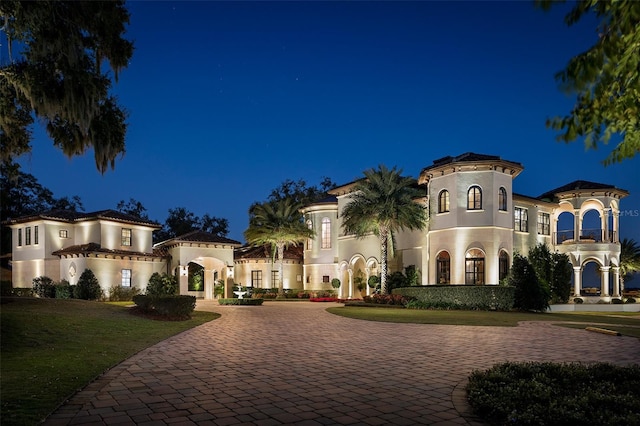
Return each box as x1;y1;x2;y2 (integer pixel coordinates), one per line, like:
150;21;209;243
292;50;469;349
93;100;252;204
553;229;618;245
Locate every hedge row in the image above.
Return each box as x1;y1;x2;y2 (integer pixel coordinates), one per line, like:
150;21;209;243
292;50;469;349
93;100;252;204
393;285;515;311
132;295;197;318
218;298;264;305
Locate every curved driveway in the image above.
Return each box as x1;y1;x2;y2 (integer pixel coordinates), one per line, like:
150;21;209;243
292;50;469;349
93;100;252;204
45;302;640;425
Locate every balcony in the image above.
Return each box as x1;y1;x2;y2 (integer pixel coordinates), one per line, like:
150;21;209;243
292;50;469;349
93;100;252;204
553;229;618;246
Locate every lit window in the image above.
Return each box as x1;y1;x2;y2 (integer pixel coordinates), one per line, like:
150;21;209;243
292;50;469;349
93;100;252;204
59;229;68;238
438;190;450;213
251;270;263;287
17;228;22;246
467;186;482;210
34;226;39;245
537;212;550;235
499;251;510;281
465;249;485;285
121;228;132;246
498;187;507;211
25;227;31;245
323;275;330;283
437;251;450;284
121;269;131;287
321;217;331;249
306;220;313;250
514;207;528;232
271;270;280;288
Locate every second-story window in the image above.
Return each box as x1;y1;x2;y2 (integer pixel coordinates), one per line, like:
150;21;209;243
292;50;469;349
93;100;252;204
467;186;482;210
121;228;132;246
17;228;22;246
59;229;68;238
498;187;507;211
34;226;39;244
306;220;313;250
25;227;31;245
537;212;550;235
321;217;331;249
438;190;450;213
515;207;528;232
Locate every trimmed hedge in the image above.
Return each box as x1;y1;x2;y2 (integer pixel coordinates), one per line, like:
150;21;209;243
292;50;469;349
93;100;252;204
218;298;264;305
393;285;514;311
132;295;197;318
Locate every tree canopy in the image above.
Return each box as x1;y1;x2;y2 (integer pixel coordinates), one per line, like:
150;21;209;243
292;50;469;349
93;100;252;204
0;1;134;172
154;207;229;243
538;0;640;165
341;165;428;294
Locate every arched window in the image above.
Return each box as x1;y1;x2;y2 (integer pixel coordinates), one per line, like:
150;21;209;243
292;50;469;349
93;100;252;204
465;248;485;285
306;220;313;250
438;190;450;213
467;186;482;210
498;187;507;211
436;251;450;284
499;251;509;281
321;217;331;249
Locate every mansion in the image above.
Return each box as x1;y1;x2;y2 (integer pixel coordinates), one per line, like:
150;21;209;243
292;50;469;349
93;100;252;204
6;153;628;301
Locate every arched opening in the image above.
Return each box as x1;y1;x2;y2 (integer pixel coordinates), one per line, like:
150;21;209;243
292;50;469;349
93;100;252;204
188;262;205;292
557;211;574;243
351;257;367;298
465;249;485;285
438;190;450;213
436;251;450;284
581;209;601;242
499;251;509;282
581;260;601;296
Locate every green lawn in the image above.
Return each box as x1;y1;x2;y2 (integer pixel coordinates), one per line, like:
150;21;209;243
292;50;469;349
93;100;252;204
1;297;219;425
326;306;640;337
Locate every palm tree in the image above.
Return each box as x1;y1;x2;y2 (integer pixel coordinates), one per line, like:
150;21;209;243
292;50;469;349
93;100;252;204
341;165;428;294
244;198;314;296
620;238;640;293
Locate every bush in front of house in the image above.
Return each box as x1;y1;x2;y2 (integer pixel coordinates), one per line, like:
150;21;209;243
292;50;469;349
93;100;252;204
132;294;153;311
363;293;411;306
218;298;264;305
507;253;549;312
152;295;196;317
33;276;56;298
146;272;178;296
75;269;102;300
467;362;640;426
54;280;72;299
109;285;141;301
625;297;636;304
394;285;514;311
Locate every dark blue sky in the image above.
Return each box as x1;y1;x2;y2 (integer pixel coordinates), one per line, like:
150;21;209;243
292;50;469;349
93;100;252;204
15;1;640;243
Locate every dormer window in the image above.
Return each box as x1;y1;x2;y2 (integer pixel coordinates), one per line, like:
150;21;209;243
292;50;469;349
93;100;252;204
121;228;132;246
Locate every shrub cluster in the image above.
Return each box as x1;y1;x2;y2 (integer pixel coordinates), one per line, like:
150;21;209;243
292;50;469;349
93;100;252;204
146;272;178;296
132;295;197;318
363;293;411;306
394;285;514;311
467;362;640;426
109;285;141;301
218;298;264;305
75;270;102;300
32;276;75;299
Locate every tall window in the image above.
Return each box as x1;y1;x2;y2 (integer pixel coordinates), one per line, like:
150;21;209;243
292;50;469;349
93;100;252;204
306;220;313;250
537;212;550;235
17;228;22;246
514;207;528;232
251;270;263;287
467;186;482;210
121;269;132;287
59;229;68;238
25;227;31;245
438;190;450;213
436;251;451;284
498;187;507;211
34;226;39;245
121;228;132;246
321;217;331;249
499;251;509;281
465;249;485;285
271;270;280;288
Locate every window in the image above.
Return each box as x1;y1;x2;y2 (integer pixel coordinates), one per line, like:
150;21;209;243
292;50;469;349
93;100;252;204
467;186;482;210
499;252;509;281
34;226;39;245
17;228;22;246
436;251;450;284
537;212;550;235
438;190;450;213
59;229;68;238
306;220;313;250
121;228;132;246
25;227;31;245
514;207;528;232
251;270;263;287
323;275;330;283
465;249;485;285
271;270;280;288
498;187;507;211
321;217;331;249
121;269;132;287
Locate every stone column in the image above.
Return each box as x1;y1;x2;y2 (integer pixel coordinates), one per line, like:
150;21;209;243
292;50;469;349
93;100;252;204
612;266;621;297
574;209;581;241
365;267;371;296
603;208;610;242
600;266;610;296
573;266;582;296
348;268;353;299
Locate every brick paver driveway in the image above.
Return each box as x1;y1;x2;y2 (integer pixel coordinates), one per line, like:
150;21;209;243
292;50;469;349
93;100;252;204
45;302;640;425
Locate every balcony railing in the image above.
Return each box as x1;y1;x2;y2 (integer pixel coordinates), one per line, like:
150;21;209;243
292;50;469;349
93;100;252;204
553;229;618;245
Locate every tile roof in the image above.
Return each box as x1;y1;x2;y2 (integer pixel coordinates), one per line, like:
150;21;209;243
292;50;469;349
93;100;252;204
52;243;165;258
538;180;627;200
235;243;304;261
161;230;242;246
4;209;161;228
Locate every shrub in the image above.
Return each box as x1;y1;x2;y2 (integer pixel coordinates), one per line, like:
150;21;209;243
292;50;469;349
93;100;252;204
1;280;12;297
75;269;102;300
508;253;549;312
625;297;636;304
394;285;515;311
331;278;341;289
368;275;380;288
55;280;72;299
363;293;410;306
33;276;56;298
109;285;141;301
574;297;584;304
218;298;264;305
12;288;34;297
146;272;178;296
611;298;623;304
152;295;196;317
132;294;153;311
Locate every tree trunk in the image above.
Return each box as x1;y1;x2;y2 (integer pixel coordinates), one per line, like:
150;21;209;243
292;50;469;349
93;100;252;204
379;228;388;295
277;243;285;297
